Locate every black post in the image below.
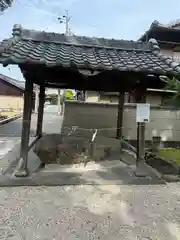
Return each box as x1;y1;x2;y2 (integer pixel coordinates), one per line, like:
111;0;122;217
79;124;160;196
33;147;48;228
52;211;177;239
136;122;140;164
36;84;45;137
136;90;146;165
15;77;33;177
116;92;125;139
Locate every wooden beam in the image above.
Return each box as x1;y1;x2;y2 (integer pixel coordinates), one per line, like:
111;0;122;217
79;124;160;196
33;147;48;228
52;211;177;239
116;92;125;139
36;84;45;137
14;77;33;177
19;63;166;92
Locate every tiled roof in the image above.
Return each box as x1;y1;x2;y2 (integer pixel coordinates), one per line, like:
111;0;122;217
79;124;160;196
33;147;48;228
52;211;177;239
166;19;180;29
138;20;180;42
148;20;180;29
0;73;25;90
0;24;180;76
0;0;13;12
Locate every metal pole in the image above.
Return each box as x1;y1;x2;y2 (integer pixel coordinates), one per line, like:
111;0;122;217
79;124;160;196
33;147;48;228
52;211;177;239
57;10;70;106
58;10;71;36
64;11;69;98
65;10;69;35
136;122;140;165
135;89;146;165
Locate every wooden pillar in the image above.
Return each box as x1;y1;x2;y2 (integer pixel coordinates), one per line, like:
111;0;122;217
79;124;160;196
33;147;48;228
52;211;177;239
36;84;45;137
116;92;125;139
15;77;33;177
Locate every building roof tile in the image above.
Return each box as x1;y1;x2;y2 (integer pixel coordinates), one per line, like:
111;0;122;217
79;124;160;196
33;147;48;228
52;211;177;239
0;73;25;90
138;20;180;42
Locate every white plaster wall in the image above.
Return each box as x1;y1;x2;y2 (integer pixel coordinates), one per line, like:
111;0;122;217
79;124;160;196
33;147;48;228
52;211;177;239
62;101;180;141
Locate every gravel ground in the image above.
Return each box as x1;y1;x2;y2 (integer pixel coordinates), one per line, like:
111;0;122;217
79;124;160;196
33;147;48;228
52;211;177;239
0;183;180;239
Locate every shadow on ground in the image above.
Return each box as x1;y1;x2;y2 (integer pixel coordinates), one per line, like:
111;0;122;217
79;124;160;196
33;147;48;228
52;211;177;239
0;159;165;186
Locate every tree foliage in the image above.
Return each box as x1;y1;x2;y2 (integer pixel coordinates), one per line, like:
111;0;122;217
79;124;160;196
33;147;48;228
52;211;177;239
65;89;73;100
0;0;13;12
160;76;180;107
161;76;180;91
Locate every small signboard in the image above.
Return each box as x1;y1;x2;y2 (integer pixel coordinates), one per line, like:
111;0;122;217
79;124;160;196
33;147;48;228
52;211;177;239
136;103;150;123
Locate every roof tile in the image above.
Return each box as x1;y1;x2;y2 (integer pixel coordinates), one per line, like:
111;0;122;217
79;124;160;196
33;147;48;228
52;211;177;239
0;73;25;90
0;24;180;76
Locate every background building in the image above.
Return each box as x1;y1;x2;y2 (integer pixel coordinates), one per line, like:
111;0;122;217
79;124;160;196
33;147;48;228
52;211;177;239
85;20;180;106
0;74;25;110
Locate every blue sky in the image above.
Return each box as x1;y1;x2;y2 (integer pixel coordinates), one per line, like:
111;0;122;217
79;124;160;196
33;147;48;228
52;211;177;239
0;0;180;81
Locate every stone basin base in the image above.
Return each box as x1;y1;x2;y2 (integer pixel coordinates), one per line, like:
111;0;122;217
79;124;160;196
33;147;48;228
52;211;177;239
34;134;121;165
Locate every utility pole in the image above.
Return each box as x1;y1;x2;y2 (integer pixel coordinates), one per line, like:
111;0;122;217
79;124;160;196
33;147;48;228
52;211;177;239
57;10;71;115
58;10;71;35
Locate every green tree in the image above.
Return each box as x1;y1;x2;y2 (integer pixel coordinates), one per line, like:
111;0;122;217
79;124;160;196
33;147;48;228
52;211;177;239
65;89;73;100
0;0;13;12
160;76;180;107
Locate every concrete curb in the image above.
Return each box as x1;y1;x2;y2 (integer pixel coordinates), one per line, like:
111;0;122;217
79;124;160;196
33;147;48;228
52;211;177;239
119;150;162;179
145;151;180;173
142;162;163;180
163;174;180;182
0;114;22;126
121;148;180;183
138;161;180;182
120;152;165;181
145;151;180;182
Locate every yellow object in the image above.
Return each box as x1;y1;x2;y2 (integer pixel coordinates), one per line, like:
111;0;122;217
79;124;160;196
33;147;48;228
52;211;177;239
65;89;73;100
0;111;16;117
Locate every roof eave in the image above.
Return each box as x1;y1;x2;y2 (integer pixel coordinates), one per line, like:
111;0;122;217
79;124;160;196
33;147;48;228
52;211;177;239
139;24;180;42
